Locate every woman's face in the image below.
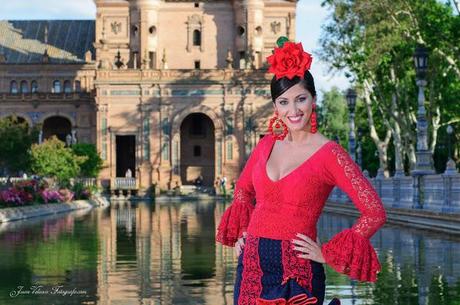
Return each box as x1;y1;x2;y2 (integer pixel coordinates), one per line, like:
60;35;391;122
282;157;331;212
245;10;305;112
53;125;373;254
273;83;315;132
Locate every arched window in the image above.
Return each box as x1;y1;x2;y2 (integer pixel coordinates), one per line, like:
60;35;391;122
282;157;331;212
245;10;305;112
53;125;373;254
63;80;72;93
10;81;18;94
193;29;201;46
31;81;38;93
20;80;29;94
75;80;81;93
53;80;61;93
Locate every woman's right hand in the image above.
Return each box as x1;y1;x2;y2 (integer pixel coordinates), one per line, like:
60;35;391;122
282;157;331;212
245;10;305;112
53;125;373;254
235;232;247;258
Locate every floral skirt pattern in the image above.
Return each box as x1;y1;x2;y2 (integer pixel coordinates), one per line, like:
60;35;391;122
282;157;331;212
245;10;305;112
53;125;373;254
234;234;341;305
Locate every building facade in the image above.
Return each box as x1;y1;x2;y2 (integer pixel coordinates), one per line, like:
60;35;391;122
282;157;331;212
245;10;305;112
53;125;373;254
0;0;298;194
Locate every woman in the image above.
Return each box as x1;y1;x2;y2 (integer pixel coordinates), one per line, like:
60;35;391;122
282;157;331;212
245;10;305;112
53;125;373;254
216;37;387;305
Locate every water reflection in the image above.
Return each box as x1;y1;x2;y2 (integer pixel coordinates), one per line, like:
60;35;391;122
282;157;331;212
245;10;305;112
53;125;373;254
0;200;459;305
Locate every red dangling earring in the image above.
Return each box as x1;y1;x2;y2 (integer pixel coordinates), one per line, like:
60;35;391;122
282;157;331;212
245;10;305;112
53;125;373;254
268;110;288;140
310;103;317;133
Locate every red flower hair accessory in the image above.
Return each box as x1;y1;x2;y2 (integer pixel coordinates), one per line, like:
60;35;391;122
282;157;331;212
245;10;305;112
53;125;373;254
267;36;313;80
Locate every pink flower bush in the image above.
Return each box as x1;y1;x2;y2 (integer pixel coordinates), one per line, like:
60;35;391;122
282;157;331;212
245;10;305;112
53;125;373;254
58;188;74;203
0;179;74;207
40;189;63;203
0;188;24;205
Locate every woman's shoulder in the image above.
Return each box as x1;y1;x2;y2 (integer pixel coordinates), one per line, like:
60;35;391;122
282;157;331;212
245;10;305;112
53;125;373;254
310;133;343;162
311;133;337;150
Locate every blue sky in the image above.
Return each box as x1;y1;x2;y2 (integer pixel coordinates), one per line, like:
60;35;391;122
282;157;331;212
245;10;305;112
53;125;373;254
0;0;349;99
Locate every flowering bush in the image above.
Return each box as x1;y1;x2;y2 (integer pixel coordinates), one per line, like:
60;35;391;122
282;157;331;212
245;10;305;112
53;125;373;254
71;182;96;200
0;178;74;207
0;188;24;205
40;189;63;204
58;188;74;203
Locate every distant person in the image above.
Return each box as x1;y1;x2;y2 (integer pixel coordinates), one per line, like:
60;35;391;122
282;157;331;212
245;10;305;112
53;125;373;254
173;181;181;195
220;176;227;197
195;175;203;187
125;168;132;178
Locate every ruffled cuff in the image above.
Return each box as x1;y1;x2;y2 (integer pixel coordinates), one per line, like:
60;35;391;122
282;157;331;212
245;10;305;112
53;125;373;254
216;201;254;247
321;228;381;282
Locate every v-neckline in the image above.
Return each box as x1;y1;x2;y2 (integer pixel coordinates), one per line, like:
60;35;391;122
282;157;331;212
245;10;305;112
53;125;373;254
264;138;334;183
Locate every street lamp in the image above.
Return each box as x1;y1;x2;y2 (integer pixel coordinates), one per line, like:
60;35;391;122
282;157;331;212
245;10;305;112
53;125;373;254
445;125;457;174
412;44;435;210
346;88;357;111
346;88;357;161
414;45;428;79
411;44;434;175
357;127;363;169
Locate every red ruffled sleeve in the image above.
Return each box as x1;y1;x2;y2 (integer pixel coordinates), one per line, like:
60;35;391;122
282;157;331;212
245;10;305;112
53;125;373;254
216;136;267;247
321;142;387;282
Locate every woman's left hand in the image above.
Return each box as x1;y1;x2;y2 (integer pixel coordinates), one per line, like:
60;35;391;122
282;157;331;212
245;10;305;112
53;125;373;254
291;233;326;263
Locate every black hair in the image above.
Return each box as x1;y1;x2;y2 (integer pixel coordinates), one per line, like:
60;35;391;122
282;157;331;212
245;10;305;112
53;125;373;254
270;70;316;103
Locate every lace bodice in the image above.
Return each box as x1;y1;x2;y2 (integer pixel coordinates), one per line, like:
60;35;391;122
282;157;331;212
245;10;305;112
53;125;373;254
216;135;387;282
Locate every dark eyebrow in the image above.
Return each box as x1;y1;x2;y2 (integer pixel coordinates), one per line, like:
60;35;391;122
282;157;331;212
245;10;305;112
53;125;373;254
276;94;307;102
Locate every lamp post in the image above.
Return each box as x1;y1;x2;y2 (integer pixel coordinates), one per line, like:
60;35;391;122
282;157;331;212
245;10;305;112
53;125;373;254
357;127;363;169
412;45;435;210
346;88;357;162
445;125;457;174
412;44;434;175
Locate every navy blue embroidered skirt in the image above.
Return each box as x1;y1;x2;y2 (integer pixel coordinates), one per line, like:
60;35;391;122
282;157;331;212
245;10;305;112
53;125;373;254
234;235;340;305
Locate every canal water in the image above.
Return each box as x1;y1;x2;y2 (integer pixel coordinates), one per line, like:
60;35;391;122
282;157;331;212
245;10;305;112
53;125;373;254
0;200;459;305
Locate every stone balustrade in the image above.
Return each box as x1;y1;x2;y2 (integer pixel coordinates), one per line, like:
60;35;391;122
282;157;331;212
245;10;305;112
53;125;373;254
328;170;460;214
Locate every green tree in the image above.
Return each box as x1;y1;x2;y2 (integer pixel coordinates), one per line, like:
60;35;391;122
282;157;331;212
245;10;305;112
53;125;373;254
319;0;460;174
30;136;86;186
71;143;104;177
0;116;38;175
319;87;349;145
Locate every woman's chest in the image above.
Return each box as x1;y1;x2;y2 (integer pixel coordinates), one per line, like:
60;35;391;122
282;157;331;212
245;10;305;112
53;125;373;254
252;158;330;206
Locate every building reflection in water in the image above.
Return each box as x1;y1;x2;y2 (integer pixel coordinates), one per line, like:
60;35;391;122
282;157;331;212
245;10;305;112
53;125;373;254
96;200;236;305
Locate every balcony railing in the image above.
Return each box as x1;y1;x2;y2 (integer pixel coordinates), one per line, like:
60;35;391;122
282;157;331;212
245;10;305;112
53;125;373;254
113;177;137;190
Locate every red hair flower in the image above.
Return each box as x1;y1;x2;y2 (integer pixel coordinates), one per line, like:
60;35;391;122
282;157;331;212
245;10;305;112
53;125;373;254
267;41;313;80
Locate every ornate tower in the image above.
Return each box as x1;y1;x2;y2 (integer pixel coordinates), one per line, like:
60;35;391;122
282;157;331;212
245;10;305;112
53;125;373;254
233;0;297;69
129;0;160;69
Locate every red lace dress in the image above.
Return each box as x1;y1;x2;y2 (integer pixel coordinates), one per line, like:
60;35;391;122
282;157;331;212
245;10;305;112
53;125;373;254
216;135;387;305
